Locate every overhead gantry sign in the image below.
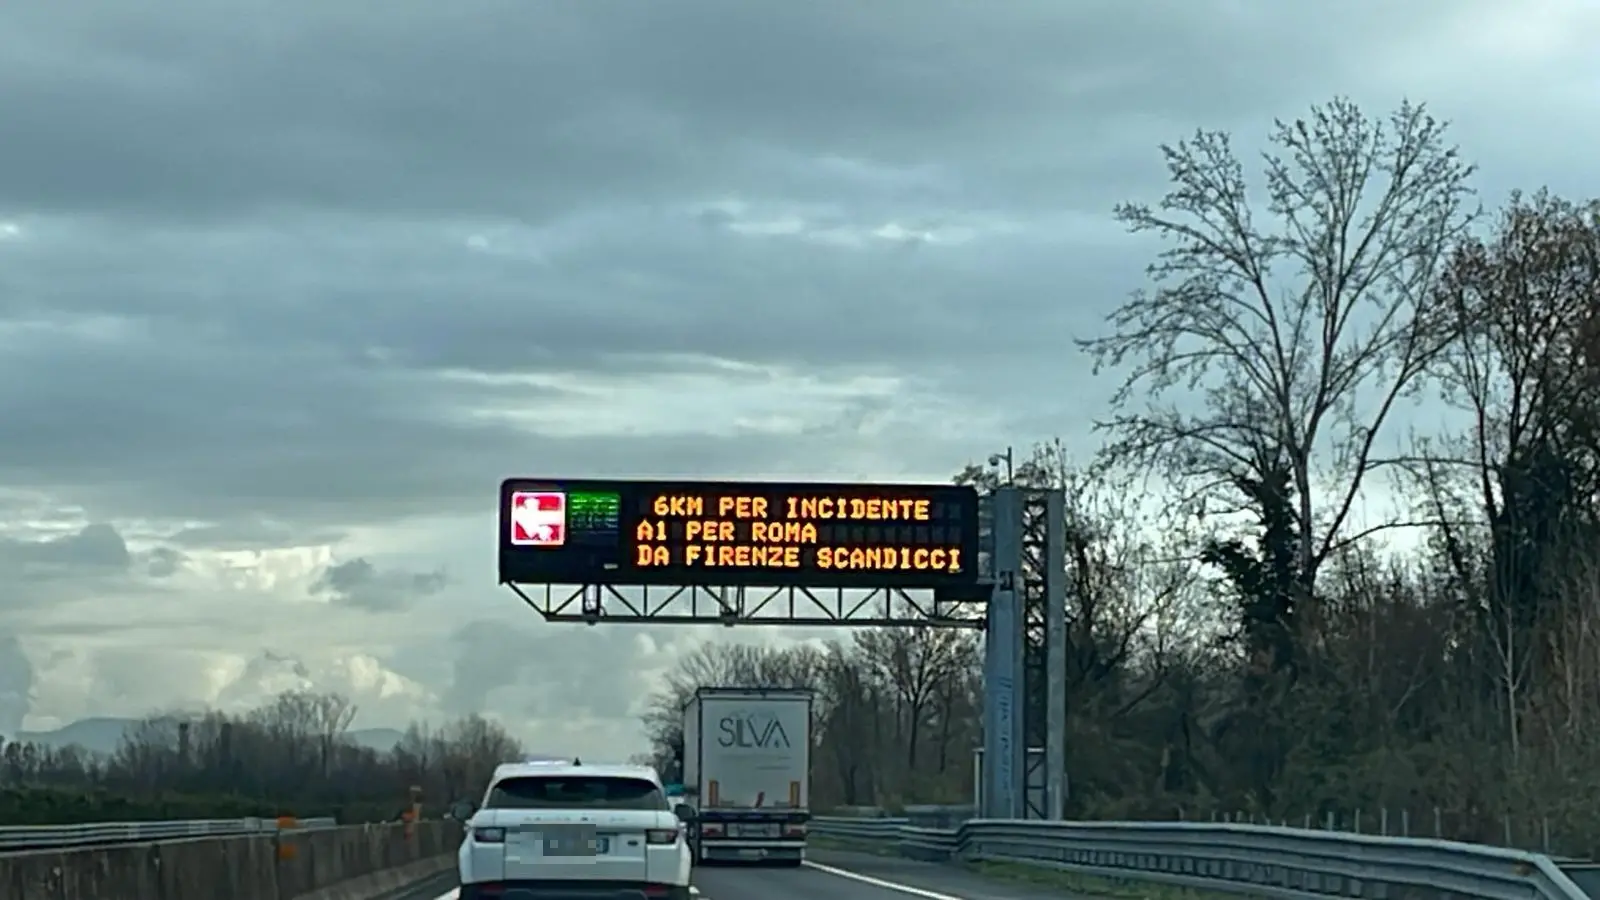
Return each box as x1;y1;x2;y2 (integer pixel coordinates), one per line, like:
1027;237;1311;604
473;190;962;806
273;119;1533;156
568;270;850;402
496;478;984;625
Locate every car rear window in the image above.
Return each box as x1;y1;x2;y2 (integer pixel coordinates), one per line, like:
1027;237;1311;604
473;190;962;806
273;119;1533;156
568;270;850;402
485;775;669;811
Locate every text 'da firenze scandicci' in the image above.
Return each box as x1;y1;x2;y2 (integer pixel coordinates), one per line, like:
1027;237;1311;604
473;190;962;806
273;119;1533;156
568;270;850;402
632;491;965;575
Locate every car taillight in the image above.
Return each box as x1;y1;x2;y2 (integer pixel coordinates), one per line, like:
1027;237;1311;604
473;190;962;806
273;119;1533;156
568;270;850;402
646;827;680;844
473;827;507;843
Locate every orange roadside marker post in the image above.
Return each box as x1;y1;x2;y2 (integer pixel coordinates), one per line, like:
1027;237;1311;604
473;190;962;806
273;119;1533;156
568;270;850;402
276;816;299;860
406;786;422;838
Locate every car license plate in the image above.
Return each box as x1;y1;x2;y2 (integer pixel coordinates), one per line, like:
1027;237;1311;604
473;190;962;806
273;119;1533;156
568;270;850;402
542;826;601;856
730;823;778;838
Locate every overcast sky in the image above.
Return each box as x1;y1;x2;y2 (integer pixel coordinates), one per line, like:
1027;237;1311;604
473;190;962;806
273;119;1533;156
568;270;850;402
0;1;1596;758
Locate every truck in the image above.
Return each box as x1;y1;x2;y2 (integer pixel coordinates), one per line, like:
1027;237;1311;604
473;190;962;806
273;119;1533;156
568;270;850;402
681;686;812;866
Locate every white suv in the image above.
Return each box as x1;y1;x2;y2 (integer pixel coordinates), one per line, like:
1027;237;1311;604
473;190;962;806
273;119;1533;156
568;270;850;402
457;760;694;900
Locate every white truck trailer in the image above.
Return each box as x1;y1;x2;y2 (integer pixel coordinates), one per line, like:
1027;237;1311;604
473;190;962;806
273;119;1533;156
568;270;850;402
681;686;812;866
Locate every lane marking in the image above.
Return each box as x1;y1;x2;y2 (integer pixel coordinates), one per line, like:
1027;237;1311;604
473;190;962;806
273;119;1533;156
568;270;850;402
803;860;968;900
438;886;701;899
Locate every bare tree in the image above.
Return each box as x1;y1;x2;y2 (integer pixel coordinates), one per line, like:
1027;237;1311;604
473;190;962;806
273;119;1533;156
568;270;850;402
1540;544;1600;759
1;693;539;826
1422;191;1600;764
309;693;358;778
112;717;182;790
854;623;972;773
440;713;524;801
813;640;883;805
1079;97;1478;608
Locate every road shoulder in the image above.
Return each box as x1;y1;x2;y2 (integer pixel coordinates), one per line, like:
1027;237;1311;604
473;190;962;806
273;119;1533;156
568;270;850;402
805;848;1072;900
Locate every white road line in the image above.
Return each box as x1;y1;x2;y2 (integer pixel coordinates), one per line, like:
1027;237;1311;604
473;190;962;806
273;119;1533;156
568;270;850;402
803;860;968;900
438;888;703;899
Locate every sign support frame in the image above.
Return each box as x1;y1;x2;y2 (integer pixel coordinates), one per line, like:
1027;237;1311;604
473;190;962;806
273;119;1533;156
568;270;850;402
495;477;1069;820
502;581;989;627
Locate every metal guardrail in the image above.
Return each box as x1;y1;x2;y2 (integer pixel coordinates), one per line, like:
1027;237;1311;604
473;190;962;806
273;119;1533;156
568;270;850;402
0;816;338;851
810;815;1594;900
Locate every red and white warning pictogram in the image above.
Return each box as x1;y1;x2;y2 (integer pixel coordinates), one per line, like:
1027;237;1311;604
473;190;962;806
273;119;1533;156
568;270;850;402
509;491;567;546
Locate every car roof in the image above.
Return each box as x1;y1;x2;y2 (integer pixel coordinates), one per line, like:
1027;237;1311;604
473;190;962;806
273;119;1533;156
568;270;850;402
489;760;663;785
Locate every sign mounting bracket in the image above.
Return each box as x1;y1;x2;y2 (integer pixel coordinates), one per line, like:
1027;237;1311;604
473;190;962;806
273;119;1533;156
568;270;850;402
503;581;988;628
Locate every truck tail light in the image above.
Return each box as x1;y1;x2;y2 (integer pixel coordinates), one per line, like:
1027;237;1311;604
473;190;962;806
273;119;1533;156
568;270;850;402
646;828;680;844
700;823;724;837
707;780;719;806
784;823;807;838
789;781;801;807
473;827;506;843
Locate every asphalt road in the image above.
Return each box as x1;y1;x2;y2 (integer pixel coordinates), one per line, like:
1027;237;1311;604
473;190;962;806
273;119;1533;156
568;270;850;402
414;847;1060;900
389;869;459;900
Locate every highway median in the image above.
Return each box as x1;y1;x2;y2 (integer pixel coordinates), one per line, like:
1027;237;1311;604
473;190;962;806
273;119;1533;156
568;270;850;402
0;820;461;900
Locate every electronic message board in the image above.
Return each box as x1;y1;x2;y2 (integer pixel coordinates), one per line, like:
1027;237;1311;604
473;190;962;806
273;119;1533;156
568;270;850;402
498;479;980;589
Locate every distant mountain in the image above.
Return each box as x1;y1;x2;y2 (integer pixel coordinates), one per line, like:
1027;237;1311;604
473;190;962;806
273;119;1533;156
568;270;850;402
345;728;407;752
10;718;407;756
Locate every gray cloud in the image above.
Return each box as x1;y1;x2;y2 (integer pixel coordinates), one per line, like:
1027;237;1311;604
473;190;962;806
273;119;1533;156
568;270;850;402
441;620;536;714
165;521;346;552
0;524;130;576
141;547;184;579
440;618;665;720
0;632;35;737
0;0;1549;540
310;558;447;613
0;0;1488;221
0;295;1006;528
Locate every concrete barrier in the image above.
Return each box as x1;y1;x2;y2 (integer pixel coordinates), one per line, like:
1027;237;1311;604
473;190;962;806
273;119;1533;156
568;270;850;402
0;820;462;900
